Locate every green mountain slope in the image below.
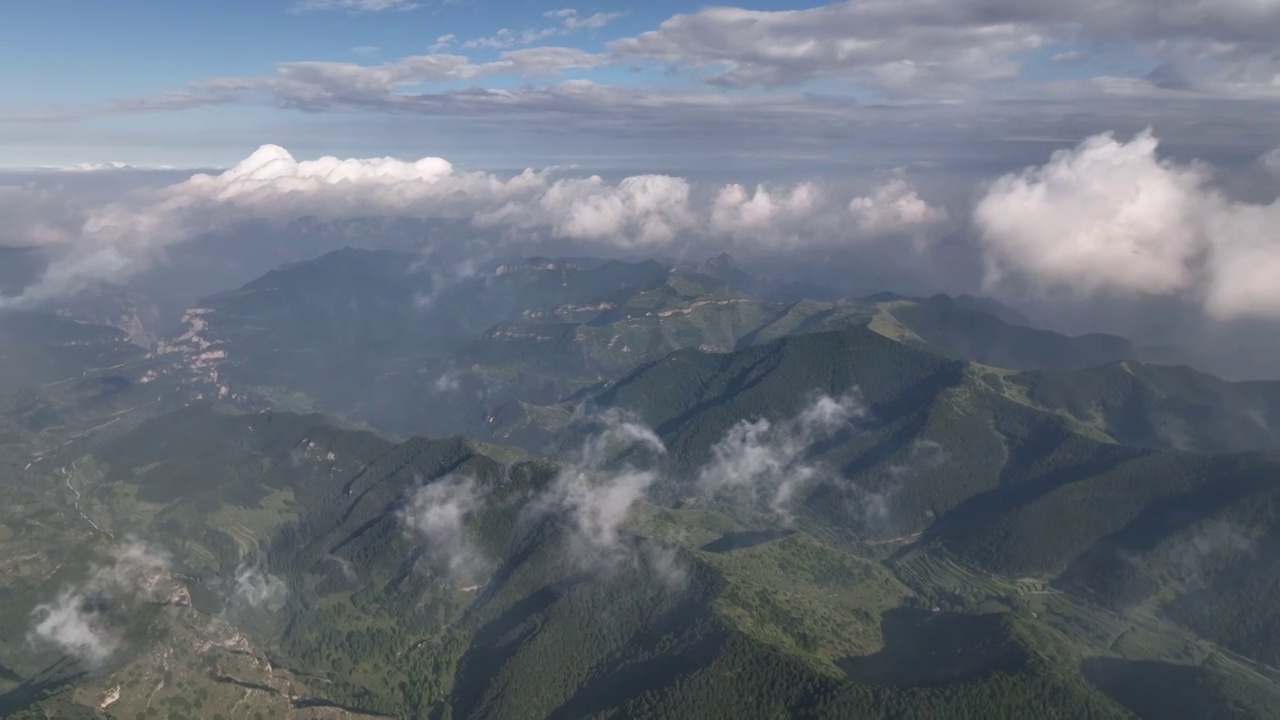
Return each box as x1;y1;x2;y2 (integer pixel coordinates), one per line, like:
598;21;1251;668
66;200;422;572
887;294;1135;370
159;249;1185;446
582;328;1280;679
4;402;1235;719
1007;361;1280;453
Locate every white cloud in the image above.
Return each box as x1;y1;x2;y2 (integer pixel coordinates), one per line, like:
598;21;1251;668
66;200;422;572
1263;147;1280;175
848;171;949;241
399;474;488;579
0;185;87;248
553;9;623;30
609;0;1280;97
709;182;822;244
170;49;609;116
465;9;623;50
708;173;947;250
28;539;172;667
230;564;288;611
975;129;1206;296
477;173;696;248
975;128;1280;319
429;34;456;52
531;409;666;567
698;391;868;519
291;0;419;12
611;1;1045;94
0;145;951;309
465;28;561;50
433;368;465;393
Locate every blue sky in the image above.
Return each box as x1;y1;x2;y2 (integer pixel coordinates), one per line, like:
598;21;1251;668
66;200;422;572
2;0;1279;170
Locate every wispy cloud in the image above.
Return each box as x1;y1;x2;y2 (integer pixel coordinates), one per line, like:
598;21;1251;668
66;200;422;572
530;409;666;569
28;539;173;667
464;8;622;50
291;0;419;13
227;563;289;612
697;391;868;520
399;474;490;581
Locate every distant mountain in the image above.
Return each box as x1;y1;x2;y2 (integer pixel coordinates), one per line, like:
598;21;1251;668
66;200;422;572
890;294;1135;370
155;249;1171;445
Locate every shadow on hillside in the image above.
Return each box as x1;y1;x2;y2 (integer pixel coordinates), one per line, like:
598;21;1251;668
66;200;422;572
1079;657;1239;720
544;594;726;720
449;572;594;720
924;424;1135;547
701;530;794;554
839;608;1026;687
0;665;86;717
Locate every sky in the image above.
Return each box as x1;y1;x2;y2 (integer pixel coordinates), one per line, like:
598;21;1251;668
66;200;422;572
2;0;1280;375
3;0;1279;169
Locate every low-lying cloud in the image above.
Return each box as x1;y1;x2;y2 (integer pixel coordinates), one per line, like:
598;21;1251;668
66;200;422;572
698;391;868;520
532;409;667;569
229;563;289;612
399;473;489;580
28;539;172;667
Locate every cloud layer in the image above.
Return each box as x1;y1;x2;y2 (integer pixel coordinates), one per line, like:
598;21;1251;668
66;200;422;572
611;0;1280;98
0;145;945;308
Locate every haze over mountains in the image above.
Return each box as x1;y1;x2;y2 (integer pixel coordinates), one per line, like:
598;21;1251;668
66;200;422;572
6;0;1280;716
1;244;1280;719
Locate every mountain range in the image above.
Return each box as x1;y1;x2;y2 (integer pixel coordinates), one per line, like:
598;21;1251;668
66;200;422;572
1;248;1279;719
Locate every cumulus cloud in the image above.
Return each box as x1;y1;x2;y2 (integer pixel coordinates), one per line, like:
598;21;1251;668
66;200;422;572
28;539;172;667
849;171;949;242
697;391;868;519
0;145;949;309
475;173;696;248
532;409;666;568
975;128;1280;320
708;173;947;250
709;182;822;245
399;474;489;579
